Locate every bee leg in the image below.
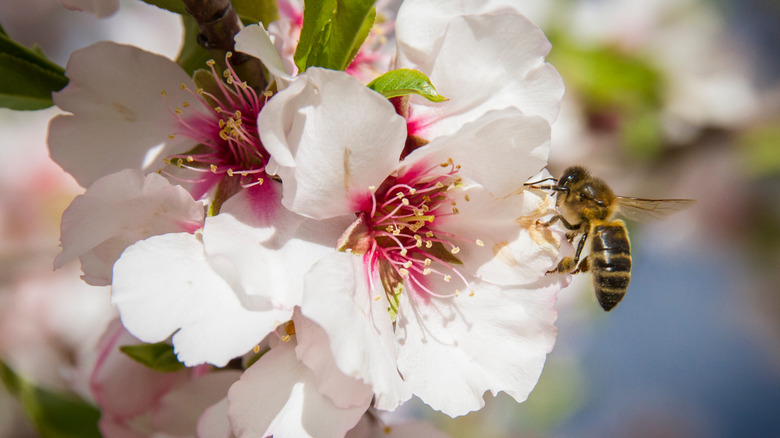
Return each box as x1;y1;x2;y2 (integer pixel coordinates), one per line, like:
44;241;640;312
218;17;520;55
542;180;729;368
571;256;590;275
547;228;589;274
537;215;582;230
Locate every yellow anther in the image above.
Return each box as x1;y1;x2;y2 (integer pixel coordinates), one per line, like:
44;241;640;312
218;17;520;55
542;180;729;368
403;261;413;269
465;194;471;202
180;83;186;90
174;108;183;115
281;335;291;342
186;156;194;162
425;231;434;238
176;158;184;167
451;246;461;254
196;88;204;94
409;188;417;195
258;178;264;185
402;198;410;206
435;182;444;189
162;158;171;165
182;101;190;108
399;268;409;278
452;207;460;215
227;169;234;176
425;241;432;248
206;60;216;66
423;268;432;275
161;90;167;97
253;345;260;353
444;275;451;282
368;185;376;192
168;134;175;140
263;90;273;97
226;51;233;58
455;289;461;296
210;164;218;173
476;239;484;246
424;258;431;266
469;290;475;297
400;248;408;256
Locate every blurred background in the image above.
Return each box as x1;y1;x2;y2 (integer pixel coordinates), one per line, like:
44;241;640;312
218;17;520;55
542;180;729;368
1;0;779;436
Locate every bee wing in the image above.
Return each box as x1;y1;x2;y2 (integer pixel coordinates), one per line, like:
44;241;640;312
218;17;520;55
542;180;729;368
615;197;696;222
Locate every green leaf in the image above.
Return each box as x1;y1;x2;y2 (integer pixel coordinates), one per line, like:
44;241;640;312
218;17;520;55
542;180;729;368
1;362;101;438
0;31;68;110
294;0;377;72
139;0;187;14
119;342;186;372
233;0;279;25
367;69;447;102
177;15;213;76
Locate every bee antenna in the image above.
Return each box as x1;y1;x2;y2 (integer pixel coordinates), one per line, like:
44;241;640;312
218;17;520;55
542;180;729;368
524;176;557;186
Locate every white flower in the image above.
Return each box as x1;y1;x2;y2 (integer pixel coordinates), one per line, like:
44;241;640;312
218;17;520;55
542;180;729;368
258;68;566;415
54;169;204;286
111;182;352;367
227;331;371;438
48;42;269;199
90;319;240;437
393;0;565;143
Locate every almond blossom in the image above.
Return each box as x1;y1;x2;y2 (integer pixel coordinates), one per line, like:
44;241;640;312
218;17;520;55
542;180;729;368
54;169;204;286
256;67;567;416
392;0;564;147
48;41;269;200
91;319;240;437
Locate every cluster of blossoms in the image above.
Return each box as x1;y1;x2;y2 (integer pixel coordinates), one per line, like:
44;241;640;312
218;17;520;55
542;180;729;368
48;0;569;436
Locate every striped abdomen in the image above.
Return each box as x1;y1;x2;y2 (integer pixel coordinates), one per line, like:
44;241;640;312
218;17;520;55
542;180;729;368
590;222;631;311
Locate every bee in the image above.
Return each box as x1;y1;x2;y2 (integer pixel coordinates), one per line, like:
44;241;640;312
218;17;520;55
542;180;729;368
526;166;695;311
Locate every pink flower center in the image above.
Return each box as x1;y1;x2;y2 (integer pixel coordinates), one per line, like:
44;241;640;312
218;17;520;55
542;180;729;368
161;55;268;198
345;159;483;307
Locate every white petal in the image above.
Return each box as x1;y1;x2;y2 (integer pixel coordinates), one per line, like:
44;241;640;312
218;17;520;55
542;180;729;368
258;67;407;219
227;341;368;438
90;319;189;421
234;23;294;85
402;13;564;140
300;253;411;410
204;183;353;308
434;186;564;285
395;278;560;417
155;370;241;436
402;109;551;198
55;169;204;286
197;397;232;438
395;0;525;65
49;42;199;187
112;232;292;367
57;0;119;18
293;310;373;409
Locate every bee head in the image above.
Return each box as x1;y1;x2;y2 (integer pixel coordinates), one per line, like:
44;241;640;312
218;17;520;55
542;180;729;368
558;166;589;191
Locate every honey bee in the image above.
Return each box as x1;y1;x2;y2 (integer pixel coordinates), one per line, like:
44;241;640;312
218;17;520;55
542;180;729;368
526;166;694;311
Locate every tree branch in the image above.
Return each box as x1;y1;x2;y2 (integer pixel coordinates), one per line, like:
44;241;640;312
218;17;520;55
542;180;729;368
182;0;267;92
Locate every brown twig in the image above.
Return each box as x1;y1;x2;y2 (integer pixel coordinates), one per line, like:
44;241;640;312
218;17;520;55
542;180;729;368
182;0;267;92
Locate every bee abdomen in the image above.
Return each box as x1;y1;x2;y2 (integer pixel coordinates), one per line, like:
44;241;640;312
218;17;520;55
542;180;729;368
590;223;631;311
